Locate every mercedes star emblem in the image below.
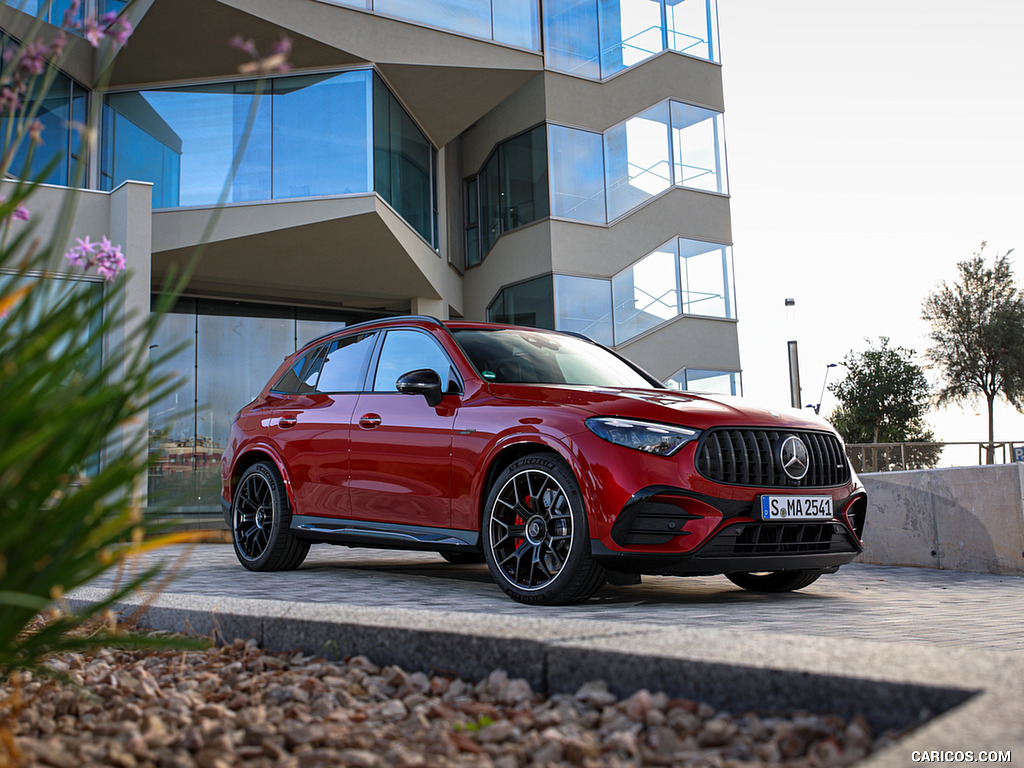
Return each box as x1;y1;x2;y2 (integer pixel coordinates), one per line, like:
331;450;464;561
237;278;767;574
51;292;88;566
779;435;810;481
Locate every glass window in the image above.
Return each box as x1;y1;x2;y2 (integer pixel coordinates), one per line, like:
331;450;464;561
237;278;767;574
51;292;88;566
104;83;266;207
544;0;719;78
373;75;435;245
487;275;554;329
667;0;719;63
554;274;613;345
317;333;376;392
453;328;654;388
465;178;480;267
548;125;606;224
273;352;314;394
679;238;733;318
493;0;541;49
375;0;492;40
2;68;84;186
671;101;727;194
666;368;739;395
274;71;372;198
599;0;665;78
612;243;680;343
543;0;600;79
372;330;455;392
475;125;548;260
604;102;671;221
148;298;378;518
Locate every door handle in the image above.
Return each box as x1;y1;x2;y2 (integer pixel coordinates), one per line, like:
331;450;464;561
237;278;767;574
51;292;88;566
279;416;297;428
358;413;382;429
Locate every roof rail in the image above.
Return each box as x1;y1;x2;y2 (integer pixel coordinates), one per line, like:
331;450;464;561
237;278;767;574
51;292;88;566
301;314;447;348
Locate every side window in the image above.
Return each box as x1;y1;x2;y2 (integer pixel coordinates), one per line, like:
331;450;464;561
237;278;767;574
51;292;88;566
316;333;376;393
372;330;459;393
272;345;327;393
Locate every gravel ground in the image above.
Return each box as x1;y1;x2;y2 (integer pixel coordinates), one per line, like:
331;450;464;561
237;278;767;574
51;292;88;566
0;637;908;768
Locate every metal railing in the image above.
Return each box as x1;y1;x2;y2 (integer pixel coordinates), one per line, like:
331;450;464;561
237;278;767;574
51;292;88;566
845;441;1024;473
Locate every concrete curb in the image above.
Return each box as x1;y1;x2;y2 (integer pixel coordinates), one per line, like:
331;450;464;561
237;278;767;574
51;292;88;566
69;586;1023;767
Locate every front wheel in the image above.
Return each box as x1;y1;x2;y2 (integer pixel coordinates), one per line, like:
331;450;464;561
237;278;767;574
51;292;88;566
231;462;309;571
482;453;605;605
725;569;824;592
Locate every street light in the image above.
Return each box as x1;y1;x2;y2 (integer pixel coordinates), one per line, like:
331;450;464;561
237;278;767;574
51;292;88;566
785;299;801;408
807;363;838;416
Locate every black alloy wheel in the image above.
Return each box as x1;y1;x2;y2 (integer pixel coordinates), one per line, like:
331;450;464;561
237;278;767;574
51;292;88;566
231;461;309;571
482;453;605;605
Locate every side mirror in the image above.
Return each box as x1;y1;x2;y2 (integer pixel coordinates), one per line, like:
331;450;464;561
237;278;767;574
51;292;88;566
395;369;444;407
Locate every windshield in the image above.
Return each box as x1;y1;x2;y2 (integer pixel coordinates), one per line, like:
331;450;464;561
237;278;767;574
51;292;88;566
452;328;660;389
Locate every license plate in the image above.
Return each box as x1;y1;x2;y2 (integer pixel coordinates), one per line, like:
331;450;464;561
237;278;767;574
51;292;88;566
760;495;833;521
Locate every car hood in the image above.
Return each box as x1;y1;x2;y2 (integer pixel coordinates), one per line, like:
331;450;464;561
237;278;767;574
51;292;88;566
485;383;837;433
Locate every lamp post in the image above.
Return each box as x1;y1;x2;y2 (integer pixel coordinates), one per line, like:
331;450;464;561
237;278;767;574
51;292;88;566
785;298;801;409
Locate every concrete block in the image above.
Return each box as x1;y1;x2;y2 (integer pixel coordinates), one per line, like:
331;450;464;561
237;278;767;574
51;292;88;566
858;464;1024;575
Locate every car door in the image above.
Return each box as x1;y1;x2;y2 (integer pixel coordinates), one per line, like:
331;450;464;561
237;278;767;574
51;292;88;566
267;332;376;518
348;328;460;528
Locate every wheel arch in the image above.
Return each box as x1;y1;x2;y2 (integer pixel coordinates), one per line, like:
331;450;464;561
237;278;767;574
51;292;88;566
476;435;588;528
228;445;296;511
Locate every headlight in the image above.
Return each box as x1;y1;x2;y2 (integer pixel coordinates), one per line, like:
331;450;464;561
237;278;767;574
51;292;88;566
585;417;700;456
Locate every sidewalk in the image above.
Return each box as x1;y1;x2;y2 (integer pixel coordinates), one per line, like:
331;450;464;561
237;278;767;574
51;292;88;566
76;545;1024;767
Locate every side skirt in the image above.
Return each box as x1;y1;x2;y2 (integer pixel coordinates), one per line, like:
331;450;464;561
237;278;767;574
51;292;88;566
290;515;480;553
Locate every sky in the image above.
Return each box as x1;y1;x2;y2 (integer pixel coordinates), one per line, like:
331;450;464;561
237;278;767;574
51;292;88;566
717;0;1024;452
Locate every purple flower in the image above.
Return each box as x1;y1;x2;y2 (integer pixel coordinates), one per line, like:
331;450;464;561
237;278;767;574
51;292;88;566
64;235;126;280
82;18;103;47
0;86;21;115
0;195;31;225
61;0;82;30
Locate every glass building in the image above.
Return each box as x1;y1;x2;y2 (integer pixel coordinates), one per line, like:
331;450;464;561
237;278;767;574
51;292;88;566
3;0;739;519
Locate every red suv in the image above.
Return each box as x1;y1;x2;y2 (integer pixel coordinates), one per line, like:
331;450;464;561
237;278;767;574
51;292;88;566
221;316;866;605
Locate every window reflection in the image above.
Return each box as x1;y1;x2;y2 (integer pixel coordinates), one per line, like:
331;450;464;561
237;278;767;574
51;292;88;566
548;124;605;224
666;368;739;395
476;125;549;257
543;0;719;79
554;274;613;345
102;71;436;246
612;244;679;343
0;42;88;187
487;275;554;329
148;297;385;521
604;102;671;221
671;101;728;194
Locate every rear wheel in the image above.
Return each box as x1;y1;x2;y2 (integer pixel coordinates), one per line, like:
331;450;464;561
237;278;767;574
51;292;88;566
725;569;823;592
482;453;605;605
231;462;309;571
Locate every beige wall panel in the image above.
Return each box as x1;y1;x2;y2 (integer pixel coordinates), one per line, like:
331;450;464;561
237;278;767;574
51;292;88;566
549;189;732;279
460;75;547;174
152;195;461;312
544;53;725;132
617;315;740;381
461;221;553;321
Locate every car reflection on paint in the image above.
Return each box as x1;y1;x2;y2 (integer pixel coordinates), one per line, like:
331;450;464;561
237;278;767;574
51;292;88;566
221;316;866;605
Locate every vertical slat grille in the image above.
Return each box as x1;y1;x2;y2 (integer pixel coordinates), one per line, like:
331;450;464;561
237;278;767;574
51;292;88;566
696;429;850;488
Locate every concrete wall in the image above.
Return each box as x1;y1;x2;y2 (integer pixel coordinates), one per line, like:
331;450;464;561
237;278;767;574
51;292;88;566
858;464;1024;576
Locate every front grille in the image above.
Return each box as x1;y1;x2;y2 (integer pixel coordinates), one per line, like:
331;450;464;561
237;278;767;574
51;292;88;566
697;523;858;558
696;429;850;487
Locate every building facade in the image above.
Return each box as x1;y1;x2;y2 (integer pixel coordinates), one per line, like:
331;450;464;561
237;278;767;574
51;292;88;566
2;0;740;519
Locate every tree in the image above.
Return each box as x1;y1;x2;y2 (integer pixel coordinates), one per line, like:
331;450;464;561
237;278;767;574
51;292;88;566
828;338;941;471
921;243;1024;464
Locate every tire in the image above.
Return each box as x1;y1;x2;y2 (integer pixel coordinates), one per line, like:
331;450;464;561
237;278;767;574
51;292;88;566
440;551;485;565
231;461;309;571
725;569;824;592
482;453;605;605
